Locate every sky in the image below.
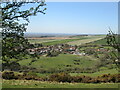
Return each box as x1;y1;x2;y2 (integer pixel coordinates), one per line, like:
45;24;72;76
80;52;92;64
25;2;118;34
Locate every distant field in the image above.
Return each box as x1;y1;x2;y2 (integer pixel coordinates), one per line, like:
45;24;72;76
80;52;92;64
2;80;119;88
28;35;106;46
67;36;105;45
28;36;78;44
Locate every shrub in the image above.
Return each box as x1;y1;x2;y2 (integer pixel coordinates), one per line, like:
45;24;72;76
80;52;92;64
107;74;120;83
97;74;120;83
2;71;18;79
24;75;36;80
81;76;92;83
71;76;83;82
89;78;101;83
49;73;72;82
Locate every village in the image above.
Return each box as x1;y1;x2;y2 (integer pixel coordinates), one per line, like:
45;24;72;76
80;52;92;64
27;44;80;56
26;43;111;57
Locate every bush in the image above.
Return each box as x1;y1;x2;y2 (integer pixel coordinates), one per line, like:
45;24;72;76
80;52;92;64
49;73;120;83
2;71;18;79
71;76;83;82
81;76;92;83
89;78;101;83
24;75;36;80
49;73;72;82
2;62;21;71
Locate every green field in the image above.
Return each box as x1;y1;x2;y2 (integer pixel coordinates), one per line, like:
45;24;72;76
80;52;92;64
19;54;99;73
2;80;119;88
18;53;118;78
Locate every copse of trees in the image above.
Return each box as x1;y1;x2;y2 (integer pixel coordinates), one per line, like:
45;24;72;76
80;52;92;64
1;1;46;70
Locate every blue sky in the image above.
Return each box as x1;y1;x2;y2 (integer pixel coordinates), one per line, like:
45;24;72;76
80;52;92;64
26;2;118;34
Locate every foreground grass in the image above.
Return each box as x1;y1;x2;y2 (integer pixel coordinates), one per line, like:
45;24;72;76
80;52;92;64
2;80;119;88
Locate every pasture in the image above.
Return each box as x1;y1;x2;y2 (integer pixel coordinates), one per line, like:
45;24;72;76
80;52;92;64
18;53;118;78
18;54;99;73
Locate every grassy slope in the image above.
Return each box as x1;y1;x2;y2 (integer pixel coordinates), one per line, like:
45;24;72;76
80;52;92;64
19;54;98;71
18;54;118;78
2;80;119;88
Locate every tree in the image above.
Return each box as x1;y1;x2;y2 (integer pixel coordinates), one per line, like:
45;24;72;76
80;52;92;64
1;1;46;67
106;29;120;68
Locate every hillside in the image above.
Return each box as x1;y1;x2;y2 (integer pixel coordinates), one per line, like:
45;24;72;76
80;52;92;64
16;35;118;77
3;34;119;88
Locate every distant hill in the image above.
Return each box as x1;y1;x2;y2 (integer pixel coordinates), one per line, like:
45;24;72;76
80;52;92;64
24;33;79;38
